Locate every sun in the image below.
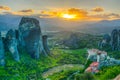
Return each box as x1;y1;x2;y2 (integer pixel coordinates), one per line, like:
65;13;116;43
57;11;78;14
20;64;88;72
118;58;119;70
62;14;76;19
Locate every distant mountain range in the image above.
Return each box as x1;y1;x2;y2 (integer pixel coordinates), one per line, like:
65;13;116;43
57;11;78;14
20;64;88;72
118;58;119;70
0;14;120;34
77;19;120;34
0;22;18;31
39;18;120;34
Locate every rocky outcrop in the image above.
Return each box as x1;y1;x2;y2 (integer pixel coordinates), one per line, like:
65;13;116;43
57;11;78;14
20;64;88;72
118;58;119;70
42;35;50;55
0;17;50;66
61;33;80;49
111;29;120;50
0;32;5;66
18;17;49;59
5;29;20;61
98;29;120;51
98;34;111;48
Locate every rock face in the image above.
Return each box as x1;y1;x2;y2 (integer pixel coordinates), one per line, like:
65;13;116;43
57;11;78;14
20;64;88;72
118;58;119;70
98;34;111;49
103;34;111;43
98;29;120;51
42;35;50;54
5;29;20;61
0;32;5;66
18;17;48;59
62;33;80;49
111;29;120;50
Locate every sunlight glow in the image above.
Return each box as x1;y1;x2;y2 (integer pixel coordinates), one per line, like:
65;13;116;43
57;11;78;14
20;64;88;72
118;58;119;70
62;14;76;19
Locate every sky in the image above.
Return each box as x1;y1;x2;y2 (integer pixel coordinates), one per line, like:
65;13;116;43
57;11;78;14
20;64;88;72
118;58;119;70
0;0;120;21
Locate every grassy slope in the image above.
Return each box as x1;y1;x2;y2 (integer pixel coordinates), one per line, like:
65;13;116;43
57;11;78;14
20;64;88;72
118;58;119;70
0;48;87;80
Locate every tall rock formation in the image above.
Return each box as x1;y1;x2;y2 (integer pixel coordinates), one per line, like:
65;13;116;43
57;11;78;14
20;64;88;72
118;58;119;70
111;29;119;50
98;34;111;48
18;17;48;59
98;29;120;51
0;32;5;66
5;29;20;61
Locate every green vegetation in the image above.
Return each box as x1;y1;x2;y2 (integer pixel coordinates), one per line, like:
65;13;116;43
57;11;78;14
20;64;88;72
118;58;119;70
95;66;120;80
0;32;120;80
0;48;87;80
0;47;120;80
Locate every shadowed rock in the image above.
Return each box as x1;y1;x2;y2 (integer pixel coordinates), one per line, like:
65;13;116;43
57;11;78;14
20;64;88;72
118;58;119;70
42;35;50;54
98;29;120;51
0;32;5;66
5;29;20;61
111;29;119;50
98;34;111;48
62;33;80;49
103;34;111;43
18;17;47;59
118;29;120;50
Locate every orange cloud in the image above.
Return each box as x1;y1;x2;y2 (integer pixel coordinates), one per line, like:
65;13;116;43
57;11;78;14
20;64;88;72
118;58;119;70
92;7;104;12
40;10;61;18
39;8;120;21
3;9;34;16
0;6;11;11
67;8;88;19
39;8;88;20
2;7;120;21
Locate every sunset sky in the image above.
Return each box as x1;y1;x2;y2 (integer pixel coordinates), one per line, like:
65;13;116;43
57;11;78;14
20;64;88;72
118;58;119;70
0;0;120;21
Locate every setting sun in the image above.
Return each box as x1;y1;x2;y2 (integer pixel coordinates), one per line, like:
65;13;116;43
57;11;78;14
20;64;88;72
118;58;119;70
62;14;76;19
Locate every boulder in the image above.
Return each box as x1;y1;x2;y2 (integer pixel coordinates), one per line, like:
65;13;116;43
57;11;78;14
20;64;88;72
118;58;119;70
18;17;47;59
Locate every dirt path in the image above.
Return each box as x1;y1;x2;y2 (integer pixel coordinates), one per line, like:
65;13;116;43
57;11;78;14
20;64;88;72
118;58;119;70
42;64;84;78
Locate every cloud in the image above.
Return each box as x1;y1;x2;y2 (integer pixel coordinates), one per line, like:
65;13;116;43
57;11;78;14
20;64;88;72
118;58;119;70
0;6;11;11
19;9;34;13
92;7;104;12
39;8;88;19
104;13;120;20
88;13;120;20
39;8;120;20
68;8;88;19
1;7;120;21
39;10;62;18
3;9;34;16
